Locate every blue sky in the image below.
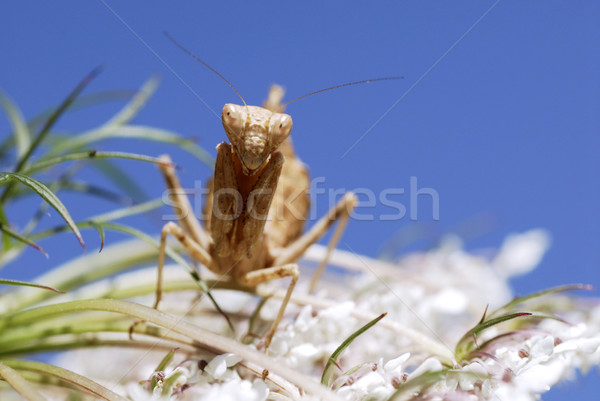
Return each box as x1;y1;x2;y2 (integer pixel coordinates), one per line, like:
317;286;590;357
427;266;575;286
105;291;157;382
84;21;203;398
1;2;599;398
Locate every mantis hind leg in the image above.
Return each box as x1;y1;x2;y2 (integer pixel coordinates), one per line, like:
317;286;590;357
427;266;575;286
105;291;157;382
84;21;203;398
273;192;357;293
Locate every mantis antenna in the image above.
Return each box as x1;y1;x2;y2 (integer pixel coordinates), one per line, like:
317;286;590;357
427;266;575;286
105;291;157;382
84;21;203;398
164;31;402;110
282;76;404;107
163;31;247;107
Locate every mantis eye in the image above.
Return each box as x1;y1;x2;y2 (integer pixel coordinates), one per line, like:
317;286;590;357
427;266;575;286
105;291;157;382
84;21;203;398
222;104;244;132
270;113;293;147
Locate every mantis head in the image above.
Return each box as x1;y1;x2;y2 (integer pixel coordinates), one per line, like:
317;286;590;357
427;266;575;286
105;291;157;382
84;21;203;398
222;104;293;176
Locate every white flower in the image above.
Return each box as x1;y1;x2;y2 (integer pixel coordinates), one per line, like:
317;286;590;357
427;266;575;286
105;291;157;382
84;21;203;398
493;229;551;277
408;357;443;379
37;230;598;401
336;354;411;401
204;353;242;379
187;379;268;401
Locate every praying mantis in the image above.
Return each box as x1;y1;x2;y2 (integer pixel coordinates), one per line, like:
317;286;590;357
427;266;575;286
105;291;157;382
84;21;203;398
142;34;400;351
155;85;357;350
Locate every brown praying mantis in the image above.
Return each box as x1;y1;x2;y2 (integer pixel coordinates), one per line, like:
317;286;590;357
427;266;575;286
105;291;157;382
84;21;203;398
141;33;401;351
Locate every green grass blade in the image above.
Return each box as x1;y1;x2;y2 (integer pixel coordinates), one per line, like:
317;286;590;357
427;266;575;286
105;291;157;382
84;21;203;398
91;159;151;204
98;223;233;329
0;173;84;249
88;199;163;223
105;76;160;127
0;203;13;253
321;312;386;387
24;89;136;134
488;284;594;319
454;312;532;361
0;223;47;257
36;199;159;233
27;200;163;246
2;239;158;311
24;217;233;334
49;125;214;167
118;125;214;166
14;179;133;205
89;221;105;252
162;371;183;396
0;91;31;158
0;361;46;401
2;360;129;401
45;76;160;157
1;67;103;207
98;222;198;285
388;370;484;401
152;348;178;391
155;348;177;373
22;150;171;176
0;299;343;401
0;278;63;293
0;89;135;152
0;86;135;157
12;66;104;175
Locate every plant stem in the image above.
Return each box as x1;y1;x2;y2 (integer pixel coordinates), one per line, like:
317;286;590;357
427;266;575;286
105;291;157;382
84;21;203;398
1;359;128;401
1;298;345;401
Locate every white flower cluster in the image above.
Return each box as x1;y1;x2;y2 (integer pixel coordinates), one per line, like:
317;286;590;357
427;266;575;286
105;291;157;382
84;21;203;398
262;229;600;400
125;353;268;401
47;229;598;401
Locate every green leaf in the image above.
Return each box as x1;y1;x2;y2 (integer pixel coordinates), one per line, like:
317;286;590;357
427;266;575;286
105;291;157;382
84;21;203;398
476;313;571;353
0;278;63;293
0;173;84;249
22;150;172;176
388;370;484;401
321;312;386;387
454;312;532;361
1;67;103;206
0;89;135;157
12;66;104;175
104;75;160;127
0;203;13;253
0;91;31;159
89;199;164;224
24;90;137;134
95;223;233;331
155;348;178;373
0;87;135;159
16;179;132;205
0;361;46;401
1;239;159;311
29;200;164;243
161;371;183;397
152;348;178;392
488;284;594;319
46;76;162;157
49;125;214;167
89;221;105;252
91;159;150;204
98;222;197;284
1;359;128;401
0;223;47;257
